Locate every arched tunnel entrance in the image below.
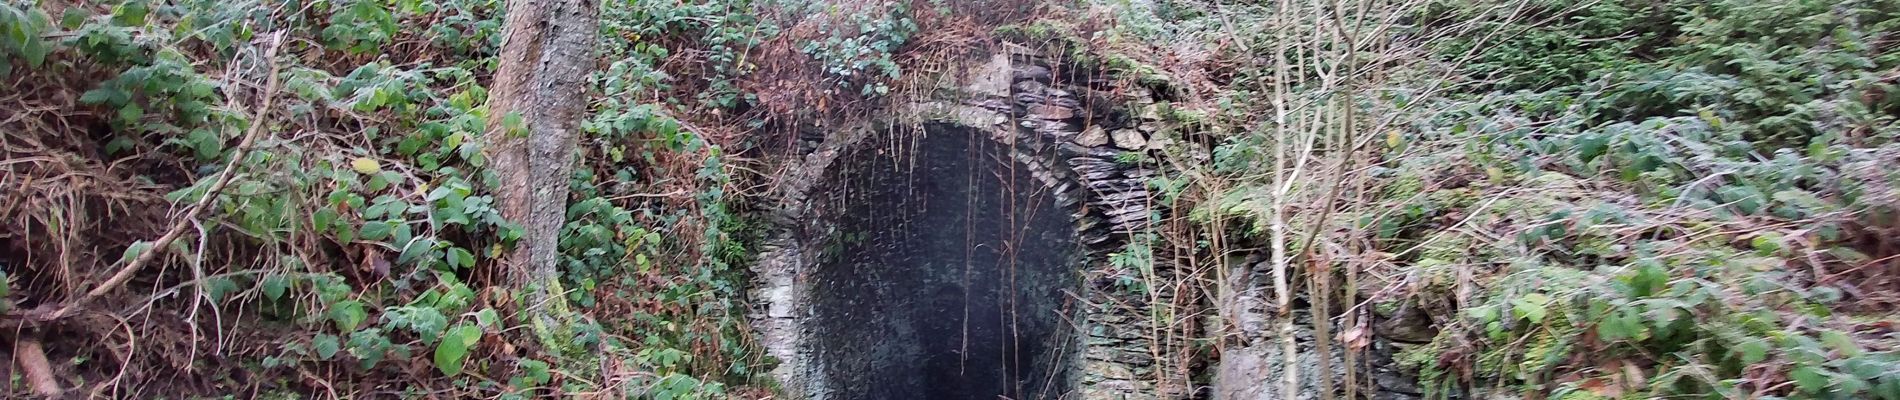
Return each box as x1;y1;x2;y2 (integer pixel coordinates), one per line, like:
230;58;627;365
802;123;1081;399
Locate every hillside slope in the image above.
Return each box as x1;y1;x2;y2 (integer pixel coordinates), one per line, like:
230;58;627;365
2;0;1897;398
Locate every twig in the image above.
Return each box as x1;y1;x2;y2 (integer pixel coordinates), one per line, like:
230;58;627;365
29;31;287;323
604;189;689;202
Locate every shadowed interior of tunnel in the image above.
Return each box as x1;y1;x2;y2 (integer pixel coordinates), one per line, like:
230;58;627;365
804;124;1080;399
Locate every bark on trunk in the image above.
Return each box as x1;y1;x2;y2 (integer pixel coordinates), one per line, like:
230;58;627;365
485;0;597;316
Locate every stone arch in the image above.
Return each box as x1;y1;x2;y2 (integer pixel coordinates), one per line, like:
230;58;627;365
746;50;1181;399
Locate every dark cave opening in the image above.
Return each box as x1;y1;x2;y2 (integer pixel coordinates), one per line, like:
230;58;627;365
805;124;1080;399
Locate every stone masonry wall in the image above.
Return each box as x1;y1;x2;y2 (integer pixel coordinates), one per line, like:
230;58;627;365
747;45;1194;399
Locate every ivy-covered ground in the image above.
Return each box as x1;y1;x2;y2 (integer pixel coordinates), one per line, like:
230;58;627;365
1369;1;1900;398
1213;0;1898;398
2;0;1898;398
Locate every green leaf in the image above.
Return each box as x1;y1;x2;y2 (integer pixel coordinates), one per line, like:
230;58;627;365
261;275;289;300
1512;293;1550;323
1820;330;1862;357
1737;338;1768;364
359;221;393;241
313;334;341;360
433;323;482;376
1717;185;1766;215
385;305;448;340
312;208;339;232
1467;305;1500;324
390;221;414;246
347;328;391;368
447;247;474;269
329;300;368;332
1874;376;1900;400
79;89;114;105
397;135;426;156
104;136;135;155
111;1;148;25
1750;232;1784;256
501;113;525;137
1792;365;1828;393
1627;261;1669;298
1575;133;1609;164
474;308;498;328
1835;371;1870;395
396;238;433;265
367;173;390;191
202;276;240;302
118;103;144;123
119;241;154;264
520;358;551;386
1597;310;1643;342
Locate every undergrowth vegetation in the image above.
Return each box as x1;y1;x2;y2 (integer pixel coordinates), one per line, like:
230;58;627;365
1032;0;1900;398
1215;0;1900;398
1;0;791;396
1372;1;1900;398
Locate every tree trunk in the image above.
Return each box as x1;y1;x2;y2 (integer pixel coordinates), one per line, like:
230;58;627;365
1270;0;1301;397
485;0;597;318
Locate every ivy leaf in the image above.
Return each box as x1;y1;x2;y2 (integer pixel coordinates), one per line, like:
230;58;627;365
367;173;391;191
390;220;413;246
474;308;498;328
1575;133;1609;164
359;221;393;241
501;113;525;137
347;328;391;369
79;88;114;104
520;358;551;386
312;333;341;360
396;238;433;266
111;1;147;25
1717;185;1765;215
1874;374;1900;399
204;277;241;302
1737;338;1768;364
261;275;289;300
329;300;368;332
447;247;474;270
1820;330;1862;357
1512;293;1550;323
1791;365;1828;393
118;103;144;123
312;208;339;232
1626;261;1669;298
433;323;482;376
1750;232;1784;256
1597;310;1643;342
385;306;448;341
